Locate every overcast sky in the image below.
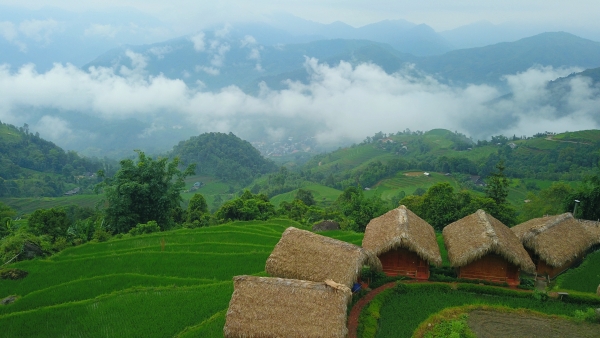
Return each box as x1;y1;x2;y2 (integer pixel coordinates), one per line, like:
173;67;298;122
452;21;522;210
1;0;599;150
3;0;600;34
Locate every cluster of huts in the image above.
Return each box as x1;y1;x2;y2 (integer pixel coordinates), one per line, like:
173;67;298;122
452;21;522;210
223;206;600;337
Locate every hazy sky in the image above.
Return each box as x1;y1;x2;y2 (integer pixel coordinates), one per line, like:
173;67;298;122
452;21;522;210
1;0;599;150
3;0;600;33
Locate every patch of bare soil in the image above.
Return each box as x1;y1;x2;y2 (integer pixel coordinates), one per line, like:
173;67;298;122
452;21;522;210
404;172;424;177
467;310;600;338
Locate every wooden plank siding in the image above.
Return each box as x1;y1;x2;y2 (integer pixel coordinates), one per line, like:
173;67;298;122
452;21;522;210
379;248;430;280
458;253;520;286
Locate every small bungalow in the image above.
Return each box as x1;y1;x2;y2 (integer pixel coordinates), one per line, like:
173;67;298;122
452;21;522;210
362;205;442;280
443;210;535;286
512;213;597;279
265;227;382;288
223;275;351;338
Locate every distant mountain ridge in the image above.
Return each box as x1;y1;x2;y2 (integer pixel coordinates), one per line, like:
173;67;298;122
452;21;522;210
84;31;600;93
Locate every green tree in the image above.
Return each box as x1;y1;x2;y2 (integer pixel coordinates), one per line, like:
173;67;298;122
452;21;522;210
521;182;573;221
216;190;275;221
97;150;195;234
566;167;600;220
485;160;509;205
28;208;70;242
334;187;388;232
421;183;458;231
187;193;208;220
295;189;316;206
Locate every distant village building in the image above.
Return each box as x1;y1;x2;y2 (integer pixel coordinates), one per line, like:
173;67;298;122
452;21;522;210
443;210;535;286
64;187;81;196
363;206;442;280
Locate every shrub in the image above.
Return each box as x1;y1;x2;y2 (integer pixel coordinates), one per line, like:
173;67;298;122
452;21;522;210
129;221;161;236
92;228;111;242
574;308;598;323
0;268;28;280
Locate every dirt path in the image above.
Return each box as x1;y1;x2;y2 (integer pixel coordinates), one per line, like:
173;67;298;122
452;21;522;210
347;282;397;338
467;310;600;338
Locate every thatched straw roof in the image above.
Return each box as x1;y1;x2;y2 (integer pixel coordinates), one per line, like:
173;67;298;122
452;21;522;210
443;210;535;273
265;227;382;287
362;205;442;266
224;275;351;338
512;213;596;267
580;219;600;246
312;220;341;232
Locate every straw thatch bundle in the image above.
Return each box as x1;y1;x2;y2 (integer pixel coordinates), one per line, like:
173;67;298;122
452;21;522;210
580;220;600;246
223;275;351;338
312;220;341;232
512;213;596;267
265;227;382;287
443;210;535;273
362;205;442;266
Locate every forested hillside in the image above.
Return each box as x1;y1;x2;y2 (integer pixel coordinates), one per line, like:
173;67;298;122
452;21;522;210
0;122;107;197
170;132;278;185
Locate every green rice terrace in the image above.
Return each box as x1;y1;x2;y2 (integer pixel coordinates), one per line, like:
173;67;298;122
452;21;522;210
1;219;599;337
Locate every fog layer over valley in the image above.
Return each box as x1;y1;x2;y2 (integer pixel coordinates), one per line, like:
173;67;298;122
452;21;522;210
1;53;599;157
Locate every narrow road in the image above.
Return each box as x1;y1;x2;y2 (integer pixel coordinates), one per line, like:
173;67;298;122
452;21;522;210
347;282;397;338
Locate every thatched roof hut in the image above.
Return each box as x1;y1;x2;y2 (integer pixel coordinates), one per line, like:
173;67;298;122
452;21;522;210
265;227;382;287
224;275;351;338
312;220;341;232
443;210;535;273
580;220;600;246
512;213;595;268
362;205;442;266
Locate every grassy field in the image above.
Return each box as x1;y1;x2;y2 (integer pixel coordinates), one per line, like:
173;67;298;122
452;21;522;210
1;194;104;215
553;248;600;293
0;219;363;337
368;283;599;338
269;183;343;207
364;171;460;200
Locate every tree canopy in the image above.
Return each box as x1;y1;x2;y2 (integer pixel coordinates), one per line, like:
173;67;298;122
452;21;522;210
97;151;195;234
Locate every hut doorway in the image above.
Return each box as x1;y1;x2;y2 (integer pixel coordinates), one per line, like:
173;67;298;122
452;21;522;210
379;248;429;280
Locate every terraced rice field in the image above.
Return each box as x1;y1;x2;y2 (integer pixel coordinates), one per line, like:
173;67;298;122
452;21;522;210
0;219;361;337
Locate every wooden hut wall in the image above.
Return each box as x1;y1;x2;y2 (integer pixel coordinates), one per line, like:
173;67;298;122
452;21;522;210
379;247;430;280
458;253;520;286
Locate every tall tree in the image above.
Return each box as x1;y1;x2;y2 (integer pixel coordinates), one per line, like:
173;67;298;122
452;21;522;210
187;193;209;225
485;160;509;205
566;166;600;220
97;151;195;233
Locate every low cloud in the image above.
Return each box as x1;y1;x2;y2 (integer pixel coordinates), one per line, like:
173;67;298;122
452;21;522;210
18;19;63;44
0;58;598;151
189;32;206;52
84;24;120;39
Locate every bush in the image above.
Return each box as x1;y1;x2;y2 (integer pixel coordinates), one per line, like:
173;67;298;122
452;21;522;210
92;228;111;242
0;268;28;280
129;221;161;236
574;308;598;323
52;237;71;252
559;291;600;306
0;231;49;263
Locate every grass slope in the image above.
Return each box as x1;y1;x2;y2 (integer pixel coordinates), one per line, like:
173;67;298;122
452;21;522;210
0;219;364;337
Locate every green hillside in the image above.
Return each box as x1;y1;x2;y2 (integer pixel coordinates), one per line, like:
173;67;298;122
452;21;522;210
170;132;278;185
0;122;108;199
2;220;599;337
1;219;365;337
